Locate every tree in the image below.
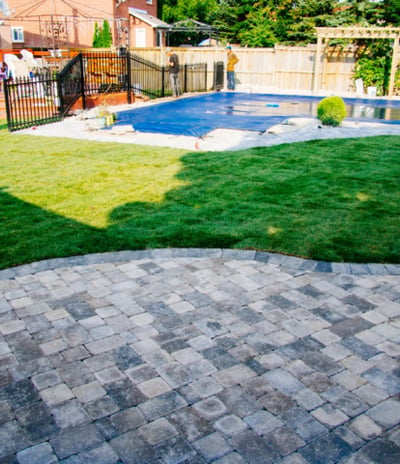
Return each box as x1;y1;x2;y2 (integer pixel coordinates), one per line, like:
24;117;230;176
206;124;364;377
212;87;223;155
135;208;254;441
159;0;392;46
162;0;218;24
382;0;400;25
213;0;336;46
92;22;101;48
92;20;113;48
102;20;113;48
212;0;254;44
238;6;277;47
274;0;336;45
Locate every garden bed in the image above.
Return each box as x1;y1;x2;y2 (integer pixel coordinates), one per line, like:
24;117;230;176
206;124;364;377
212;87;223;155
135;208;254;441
71;91;133;111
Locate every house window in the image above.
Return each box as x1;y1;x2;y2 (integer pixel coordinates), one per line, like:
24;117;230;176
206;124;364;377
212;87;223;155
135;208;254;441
11;27;24;43
135;28;146;47
146;0;153;4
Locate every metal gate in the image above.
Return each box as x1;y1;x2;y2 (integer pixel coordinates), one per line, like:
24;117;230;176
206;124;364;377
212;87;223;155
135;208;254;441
128;54;208;98
214;61;224;91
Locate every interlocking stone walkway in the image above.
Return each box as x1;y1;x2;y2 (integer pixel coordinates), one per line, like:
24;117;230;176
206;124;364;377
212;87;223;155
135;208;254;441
0;249;399;464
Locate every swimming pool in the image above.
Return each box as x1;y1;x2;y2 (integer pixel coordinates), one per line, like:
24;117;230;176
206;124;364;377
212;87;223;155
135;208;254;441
113;92;400;138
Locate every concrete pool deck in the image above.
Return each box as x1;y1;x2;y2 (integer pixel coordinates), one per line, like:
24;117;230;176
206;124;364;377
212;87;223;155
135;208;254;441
18;93;400;152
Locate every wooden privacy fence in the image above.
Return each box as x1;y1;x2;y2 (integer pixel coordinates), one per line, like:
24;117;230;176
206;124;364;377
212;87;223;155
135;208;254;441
133;45;398;96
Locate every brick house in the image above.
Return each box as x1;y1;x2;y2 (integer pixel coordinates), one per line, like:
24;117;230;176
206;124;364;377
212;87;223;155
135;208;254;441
0;0;168;51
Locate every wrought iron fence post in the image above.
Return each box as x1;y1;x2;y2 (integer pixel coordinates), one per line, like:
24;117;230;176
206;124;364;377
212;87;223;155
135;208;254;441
184;64;188;93
56;73;64;114
78;53;86;110
162;66;165;98
4;79;12;131
127;51;132;104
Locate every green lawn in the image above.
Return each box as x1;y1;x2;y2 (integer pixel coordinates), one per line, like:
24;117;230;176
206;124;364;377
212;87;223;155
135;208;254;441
1;121;400;269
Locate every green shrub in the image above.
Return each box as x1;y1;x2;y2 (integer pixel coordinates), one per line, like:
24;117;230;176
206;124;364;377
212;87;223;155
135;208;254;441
317;96;347;127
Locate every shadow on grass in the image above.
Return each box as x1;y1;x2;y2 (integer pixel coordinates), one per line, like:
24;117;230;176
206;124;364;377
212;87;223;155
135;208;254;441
0;185;239;270
0;187;240;271
0;188;116;269
1;136;400;269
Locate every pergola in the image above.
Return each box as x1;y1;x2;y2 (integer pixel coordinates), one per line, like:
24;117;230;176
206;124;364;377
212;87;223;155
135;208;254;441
164;19;219;47
315;27;400;97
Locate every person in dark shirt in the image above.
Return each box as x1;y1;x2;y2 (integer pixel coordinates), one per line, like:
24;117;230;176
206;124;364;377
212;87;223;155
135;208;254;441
167;49;181;98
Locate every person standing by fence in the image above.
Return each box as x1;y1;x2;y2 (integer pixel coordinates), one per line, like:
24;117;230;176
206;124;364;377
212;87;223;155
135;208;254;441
226;46;239;90
167;49;181;98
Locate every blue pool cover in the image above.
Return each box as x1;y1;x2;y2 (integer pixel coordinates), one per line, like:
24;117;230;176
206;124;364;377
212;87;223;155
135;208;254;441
113;92;400;138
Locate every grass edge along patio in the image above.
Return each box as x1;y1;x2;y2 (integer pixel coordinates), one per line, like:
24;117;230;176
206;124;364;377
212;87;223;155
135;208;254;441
1;121;400;270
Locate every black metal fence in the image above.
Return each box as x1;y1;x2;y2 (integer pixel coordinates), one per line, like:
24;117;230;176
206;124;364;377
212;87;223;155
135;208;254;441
84;52;129;97
4;70;62;131
183;62;208;94
129;54;163;98
129;54;207;98
4;51;213;131
58;53;85;116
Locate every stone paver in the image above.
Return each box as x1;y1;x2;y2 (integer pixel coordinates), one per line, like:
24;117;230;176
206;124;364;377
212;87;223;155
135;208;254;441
0;249;399;463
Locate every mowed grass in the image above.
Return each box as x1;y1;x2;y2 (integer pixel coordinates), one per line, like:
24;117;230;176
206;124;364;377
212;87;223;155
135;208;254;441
1;121;400;269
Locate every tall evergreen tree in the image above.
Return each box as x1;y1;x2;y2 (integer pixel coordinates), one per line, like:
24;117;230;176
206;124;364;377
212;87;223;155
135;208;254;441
92;22;101;48
102;20;113;48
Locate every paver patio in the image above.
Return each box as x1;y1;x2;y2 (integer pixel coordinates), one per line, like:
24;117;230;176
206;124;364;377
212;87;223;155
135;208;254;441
0;249;399;463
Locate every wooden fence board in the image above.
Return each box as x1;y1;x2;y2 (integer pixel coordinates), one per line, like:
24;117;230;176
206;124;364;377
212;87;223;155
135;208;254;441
131;45;358;95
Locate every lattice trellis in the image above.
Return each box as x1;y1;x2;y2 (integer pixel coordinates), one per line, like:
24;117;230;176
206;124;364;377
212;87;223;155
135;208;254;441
39;16;69;52
315;27;400;97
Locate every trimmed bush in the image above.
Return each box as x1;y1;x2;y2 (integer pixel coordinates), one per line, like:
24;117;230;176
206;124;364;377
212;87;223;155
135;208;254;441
317;96;347;127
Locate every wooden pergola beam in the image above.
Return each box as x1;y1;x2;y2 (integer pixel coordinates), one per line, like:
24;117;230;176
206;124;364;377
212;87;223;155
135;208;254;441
316;27;400;40
314;27;400;98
